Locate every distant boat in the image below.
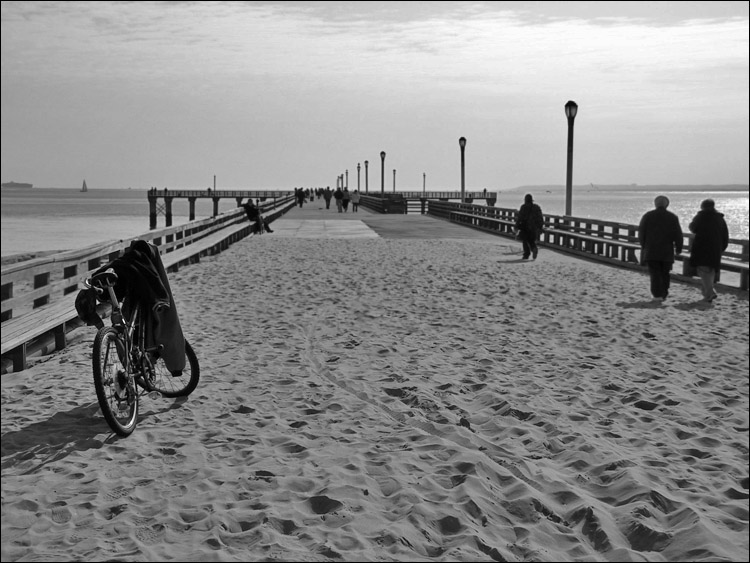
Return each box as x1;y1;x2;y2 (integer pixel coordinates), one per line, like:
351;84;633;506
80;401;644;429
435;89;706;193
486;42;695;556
81;180;88;192
1;181;33;189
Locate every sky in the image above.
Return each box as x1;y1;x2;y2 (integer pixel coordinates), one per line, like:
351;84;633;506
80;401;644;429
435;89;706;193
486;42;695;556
1;1;748;191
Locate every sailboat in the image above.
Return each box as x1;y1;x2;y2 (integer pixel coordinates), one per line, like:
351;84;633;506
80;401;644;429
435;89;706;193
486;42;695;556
81;179;88;192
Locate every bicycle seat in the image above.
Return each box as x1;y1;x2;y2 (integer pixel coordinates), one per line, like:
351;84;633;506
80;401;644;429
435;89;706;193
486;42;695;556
89;268;119;290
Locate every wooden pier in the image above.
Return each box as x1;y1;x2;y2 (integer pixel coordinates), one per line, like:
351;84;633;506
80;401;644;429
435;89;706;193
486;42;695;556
148;189;498;228
147;189;294;229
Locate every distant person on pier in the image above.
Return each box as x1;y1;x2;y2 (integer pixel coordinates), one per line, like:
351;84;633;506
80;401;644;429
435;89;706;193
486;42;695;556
242;199;273;233
296;188;305;208
350;189;361;212
334;187;344;212
342;188;351;212
324;186;333;209
688;198;729;303
514;194;544;260
638;195;683;303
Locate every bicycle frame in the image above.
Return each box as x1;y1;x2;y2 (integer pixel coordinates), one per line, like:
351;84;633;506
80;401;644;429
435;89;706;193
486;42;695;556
85;266;200;436
86;278;144;386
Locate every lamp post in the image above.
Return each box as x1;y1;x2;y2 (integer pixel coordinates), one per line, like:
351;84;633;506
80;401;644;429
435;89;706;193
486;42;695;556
364;160;369;193
357;162;361;191
380;151;386;197
564;100;578;217
423;172;426;196
345;169;348;189
459;136;466;203
393;169;396;192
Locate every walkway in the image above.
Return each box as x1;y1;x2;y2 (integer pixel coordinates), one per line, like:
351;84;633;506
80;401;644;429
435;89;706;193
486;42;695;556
272;200;506;241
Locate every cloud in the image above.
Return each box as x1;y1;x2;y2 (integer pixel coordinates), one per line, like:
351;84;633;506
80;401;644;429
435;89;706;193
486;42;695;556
2;1;748;188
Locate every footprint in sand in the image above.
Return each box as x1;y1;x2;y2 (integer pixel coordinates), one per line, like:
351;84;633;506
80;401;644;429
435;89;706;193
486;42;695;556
50;505;73;524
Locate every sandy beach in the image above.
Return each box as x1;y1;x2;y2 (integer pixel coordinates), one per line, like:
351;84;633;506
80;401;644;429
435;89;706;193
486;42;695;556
2;209;748;562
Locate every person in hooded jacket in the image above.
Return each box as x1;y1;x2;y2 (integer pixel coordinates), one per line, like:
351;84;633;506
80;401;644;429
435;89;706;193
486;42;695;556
638;195;683;302
688;198;729;303
514;194;545;260
333;187;344;212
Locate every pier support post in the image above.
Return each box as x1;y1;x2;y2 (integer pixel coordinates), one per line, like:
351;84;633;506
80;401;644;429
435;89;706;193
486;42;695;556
212;197;220;217
165;197;174;227
149;195;157;230
188;197;197;221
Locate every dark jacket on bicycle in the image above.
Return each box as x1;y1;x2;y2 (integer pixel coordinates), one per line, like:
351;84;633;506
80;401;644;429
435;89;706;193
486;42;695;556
100;240;186;373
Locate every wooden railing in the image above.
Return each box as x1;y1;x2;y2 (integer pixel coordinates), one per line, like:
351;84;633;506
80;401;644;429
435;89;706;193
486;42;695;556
1;196;294;322
359;194;498;215
426;200;749;292
1;197;296;374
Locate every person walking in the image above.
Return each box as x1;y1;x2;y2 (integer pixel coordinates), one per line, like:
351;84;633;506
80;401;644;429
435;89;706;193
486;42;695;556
688;198;729;303
323;186;332;209
350;189;361;212
295;187;305;208
638;195;683;302
333;187;344;213
514;194;544;260
342;187;351;212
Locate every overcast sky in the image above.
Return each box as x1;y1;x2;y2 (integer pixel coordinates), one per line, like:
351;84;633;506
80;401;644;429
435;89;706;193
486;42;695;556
1;1;748;191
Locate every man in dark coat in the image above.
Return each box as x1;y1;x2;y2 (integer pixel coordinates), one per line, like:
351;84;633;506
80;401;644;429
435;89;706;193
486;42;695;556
515;193;544;260
333;187;344;212
638;195;683;302
689;198;729;302
323;186;333;209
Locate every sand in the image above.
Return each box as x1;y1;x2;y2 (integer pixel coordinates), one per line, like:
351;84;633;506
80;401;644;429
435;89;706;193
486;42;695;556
2;233;748;562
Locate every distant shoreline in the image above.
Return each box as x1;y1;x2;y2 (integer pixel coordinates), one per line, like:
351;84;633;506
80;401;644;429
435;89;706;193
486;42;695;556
2;184;748;192
510;184;749;193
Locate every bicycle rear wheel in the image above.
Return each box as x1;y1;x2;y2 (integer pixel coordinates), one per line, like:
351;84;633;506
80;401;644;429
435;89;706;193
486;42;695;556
146;339;200;398
92;327;138;436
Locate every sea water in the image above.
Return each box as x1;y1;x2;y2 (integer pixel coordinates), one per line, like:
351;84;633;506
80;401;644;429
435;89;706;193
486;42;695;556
1;186;748;258
1;188;237;257
493;188;749;241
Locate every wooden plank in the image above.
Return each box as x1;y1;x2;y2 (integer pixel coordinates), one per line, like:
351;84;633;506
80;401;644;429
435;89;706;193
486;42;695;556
0;297;78;354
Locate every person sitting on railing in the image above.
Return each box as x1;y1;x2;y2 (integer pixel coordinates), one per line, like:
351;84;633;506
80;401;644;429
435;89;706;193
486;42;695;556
514;193;544;260
242;198;273;233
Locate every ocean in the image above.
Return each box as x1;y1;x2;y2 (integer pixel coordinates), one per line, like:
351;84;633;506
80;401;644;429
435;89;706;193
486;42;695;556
1;186;748;258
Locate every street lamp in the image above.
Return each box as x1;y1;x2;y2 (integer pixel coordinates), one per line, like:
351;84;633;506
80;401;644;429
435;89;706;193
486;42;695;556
393;169;396;192
364;160;369;193
423;172;426;196
380;151;386;197
459;136;466;203
564;100;578;216
345;169;348;189
357;162;361;191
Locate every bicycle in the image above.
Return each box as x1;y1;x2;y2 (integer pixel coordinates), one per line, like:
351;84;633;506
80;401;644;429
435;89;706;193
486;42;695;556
84;268;200;436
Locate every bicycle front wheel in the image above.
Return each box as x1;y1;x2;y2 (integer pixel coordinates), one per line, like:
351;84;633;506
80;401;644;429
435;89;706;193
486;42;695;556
147;339;200;398
92;327;138;436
